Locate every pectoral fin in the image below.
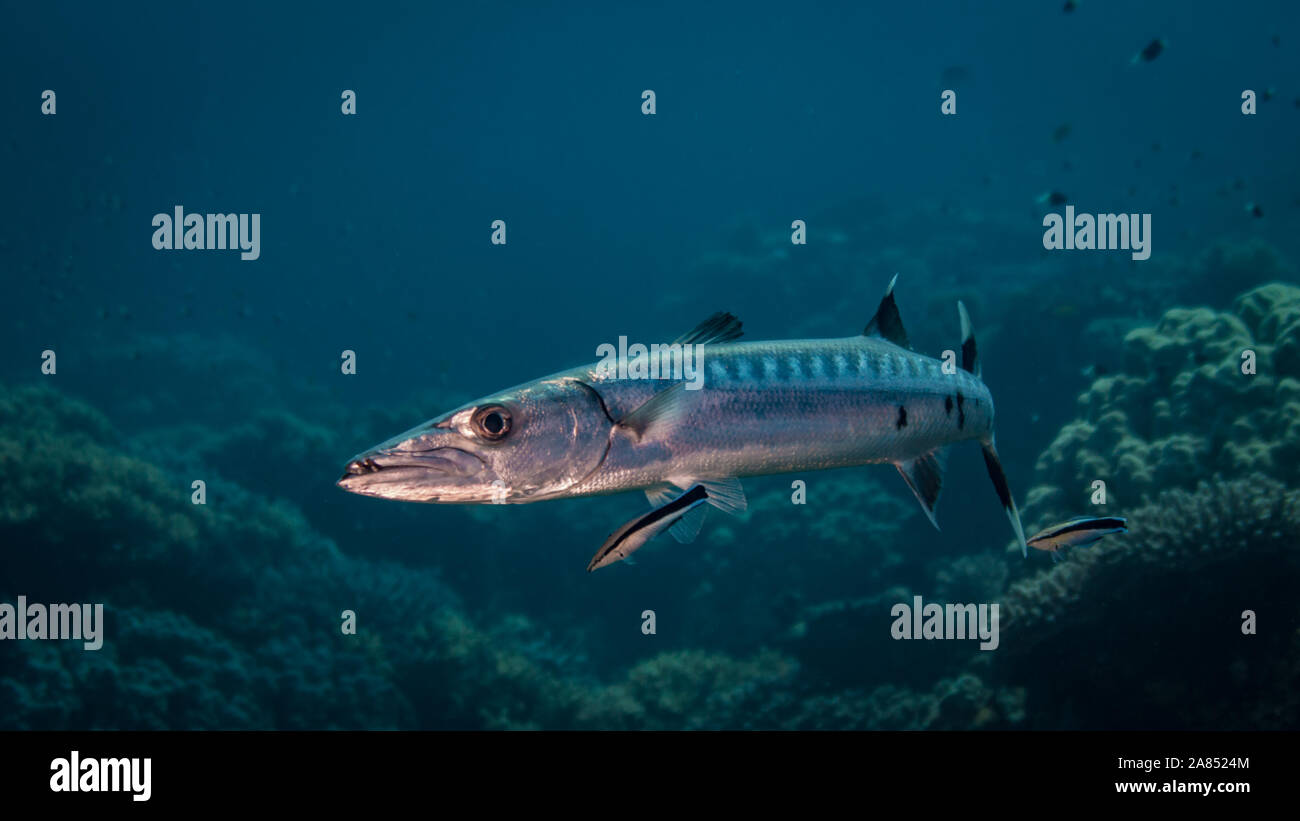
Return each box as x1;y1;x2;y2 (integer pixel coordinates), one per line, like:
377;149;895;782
618;383;698;441
692;477;747;513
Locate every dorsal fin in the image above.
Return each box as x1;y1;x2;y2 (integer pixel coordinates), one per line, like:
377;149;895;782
863;274;911;349
673;312;743;345
957;300;980;377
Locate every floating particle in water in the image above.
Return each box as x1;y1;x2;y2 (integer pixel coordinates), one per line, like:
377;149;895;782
1246;202;1263;218
1134;38;1165;63
1262;87;1276;102
1151;141;1161;152
1051;122;1071;143
1063;0;1078;12
1037;190;1069;206
1272;33;1281;47
1189;149;1204;161
940;65;971;86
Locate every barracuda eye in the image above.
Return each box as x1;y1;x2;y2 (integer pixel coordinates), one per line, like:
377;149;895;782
471;405;512;441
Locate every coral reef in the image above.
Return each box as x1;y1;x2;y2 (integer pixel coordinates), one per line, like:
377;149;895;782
4;260;1299;731
5;382;990;731
0;383;452;729
995;475;1300;729
1023;282;1300;529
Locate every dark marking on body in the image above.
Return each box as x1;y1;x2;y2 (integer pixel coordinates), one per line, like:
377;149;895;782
896;405;908;429
956;392;966;430
945;395;954;415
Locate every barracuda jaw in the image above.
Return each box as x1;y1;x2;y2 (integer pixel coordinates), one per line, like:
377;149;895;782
336;444;496;503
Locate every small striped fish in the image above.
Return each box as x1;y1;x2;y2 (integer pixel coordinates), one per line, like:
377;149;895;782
1026;516;1128;561
338;277;1030;571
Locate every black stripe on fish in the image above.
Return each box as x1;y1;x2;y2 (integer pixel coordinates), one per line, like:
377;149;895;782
896;405;908;429
958;301;980;377
956;392;965;430
982;445;1012;510
945;395;953;415
588;485;709;570
980;440;1029;556
1032;516;1129;541
961;334;978;375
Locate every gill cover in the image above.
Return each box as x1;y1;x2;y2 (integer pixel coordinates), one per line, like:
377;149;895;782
471;377;614;499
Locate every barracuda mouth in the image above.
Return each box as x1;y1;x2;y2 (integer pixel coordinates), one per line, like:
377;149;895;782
336;446;490;501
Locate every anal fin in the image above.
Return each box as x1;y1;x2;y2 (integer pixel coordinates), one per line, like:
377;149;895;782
895;448;948;530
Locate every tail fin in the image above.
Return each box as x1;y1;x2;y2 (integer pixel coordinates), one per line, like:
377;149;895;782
982;440;1028;556
959;303;1027;555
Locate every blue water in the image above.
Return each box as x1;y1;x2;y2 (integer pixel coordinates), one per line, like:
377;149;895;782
1;1;1297;729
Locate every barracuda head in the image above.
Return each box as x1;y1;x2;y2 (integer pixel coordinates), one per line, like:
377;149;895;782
337;377;614;503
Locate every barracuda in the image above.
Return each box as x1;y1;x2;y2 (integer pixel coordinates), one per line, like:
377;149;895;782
338;277;1029;571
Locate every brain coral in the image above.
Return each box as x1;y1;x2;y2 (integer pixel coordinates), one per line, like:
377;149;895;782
1024;282;1300;529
